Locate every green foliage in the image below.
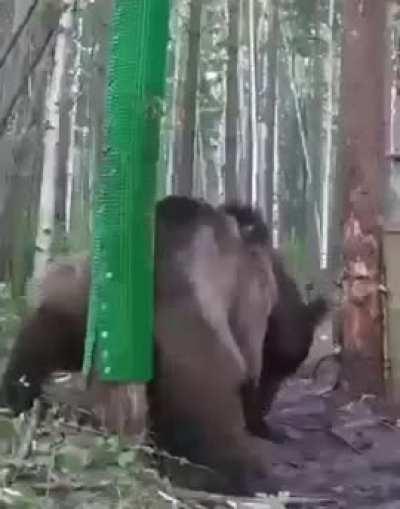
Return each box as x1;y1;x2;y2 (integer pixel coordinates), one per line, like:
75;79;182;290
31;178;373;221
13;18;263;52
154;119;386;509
0;283;22;376
0;414;170;508
0;404;289;508
280;236;309;293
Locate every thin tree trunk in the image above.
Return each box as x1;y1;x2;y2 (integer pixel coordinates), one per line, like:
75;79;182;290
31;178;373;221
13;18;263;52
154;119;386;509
66;15;82;233
264;0;279;224
320;0;336;270
237;0;250;202
341;0;385;395
281;20;322;255
224;0;239;202
166;1;184;196
272;59;280;248
175;0;201;196
0;1;30;281
248;0;258;207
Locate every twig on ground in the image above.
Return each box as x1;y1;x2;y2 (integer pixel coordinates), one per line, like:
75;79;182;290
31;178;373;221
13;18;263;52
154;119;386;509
170;486;341;508
2;399;42;486
15;399;42;462
31;479;114;494
57;419;106;436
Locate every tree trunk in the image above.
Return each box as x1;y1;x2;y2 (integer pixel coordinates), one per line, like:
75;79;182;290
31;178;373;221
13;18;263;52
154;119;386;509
65;13;83;234
224;0;239;202
341;0;386;395
305;2;324;280
248;0;258;207
33;3;74;279
264;0;278;224
237;0;250;202
165;3;184;196
320;0;336;270
175;0;201;196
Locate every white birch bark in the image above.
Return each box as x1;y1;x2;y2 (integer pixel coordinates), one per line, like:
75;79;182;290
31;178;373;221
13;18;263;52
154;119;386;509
166;2;184;195
65;15;83;233
238;0;248;201
248;0;258;207
272;59;280;248
33;1;74;280
320;0;336;269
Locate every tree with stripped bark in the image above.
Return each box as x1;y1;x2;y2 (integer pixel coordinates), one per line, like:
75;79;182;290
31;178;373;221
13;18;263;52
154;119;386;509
340;0;385;395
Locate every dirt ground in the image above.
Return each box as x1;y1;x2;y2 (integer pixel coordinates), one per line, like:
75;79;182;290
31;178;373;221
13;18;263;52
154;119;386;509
266;368;400;509
43;354;400;509
5;313;400;508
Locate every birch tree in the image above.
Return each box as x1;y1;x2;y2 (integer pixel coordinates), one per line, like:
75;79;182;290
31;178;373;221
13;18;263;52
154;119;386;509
33;1;74;280
0;0;57;296
65;14;83;234
264;0;279;224
320;0;337;270
248;0;258;207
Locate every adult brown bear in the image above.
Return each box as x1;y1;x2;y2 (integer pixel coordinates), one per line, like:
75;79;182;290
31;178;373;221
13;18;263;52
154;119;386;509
222;203;329;442
1;195;279;496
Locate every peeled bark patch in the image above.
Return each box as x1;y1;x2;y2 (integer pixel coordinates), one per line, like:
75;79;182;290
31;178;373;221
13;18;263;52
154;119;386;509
340;0;385;396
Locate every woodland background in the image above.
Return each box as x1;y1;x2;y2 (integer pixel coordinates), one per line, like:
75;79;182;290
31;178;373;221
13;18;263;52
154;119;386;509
0;1;398;506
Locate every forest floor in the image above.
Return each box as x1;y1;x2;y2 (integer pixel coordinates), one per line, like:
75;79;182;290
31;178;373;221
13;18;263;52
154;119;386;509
1;366;400;508
267;370;400;509
2;297;400;508
8;362;400;509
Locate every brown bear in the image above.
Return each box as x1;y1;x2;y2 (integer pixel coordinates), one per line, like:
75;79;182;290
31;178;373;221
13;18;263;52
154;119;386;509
222;203;329;442
1;195;279;496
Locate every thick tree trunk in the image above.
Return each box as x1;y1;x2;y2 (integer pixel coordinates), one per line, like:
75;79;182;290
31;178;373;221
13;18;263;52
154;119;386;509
341;0;386;395
175;0;201;196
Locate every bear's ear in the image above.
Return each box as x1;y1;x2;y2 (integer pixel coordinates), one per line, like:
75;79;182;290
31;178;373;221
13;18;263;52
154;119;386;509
306;296;329;328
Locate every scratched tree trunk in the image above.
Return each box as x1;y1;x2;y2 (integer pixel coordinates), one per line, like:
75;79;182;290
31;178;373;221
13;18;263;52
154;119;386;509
341;0;386;395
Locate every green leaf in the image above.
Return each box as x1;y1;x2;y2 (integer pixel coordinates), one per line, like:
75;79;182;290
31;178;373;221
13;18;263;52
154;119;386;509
0;417;18;454
117;450;137;468
0;486;41;509
54;444;92;473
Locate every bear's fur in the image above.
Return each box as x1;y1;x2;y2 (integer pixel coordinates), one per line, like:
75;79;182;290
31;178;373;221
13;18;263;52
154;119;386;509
222;203;329;441
1;257;90;414
1;196;279;496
